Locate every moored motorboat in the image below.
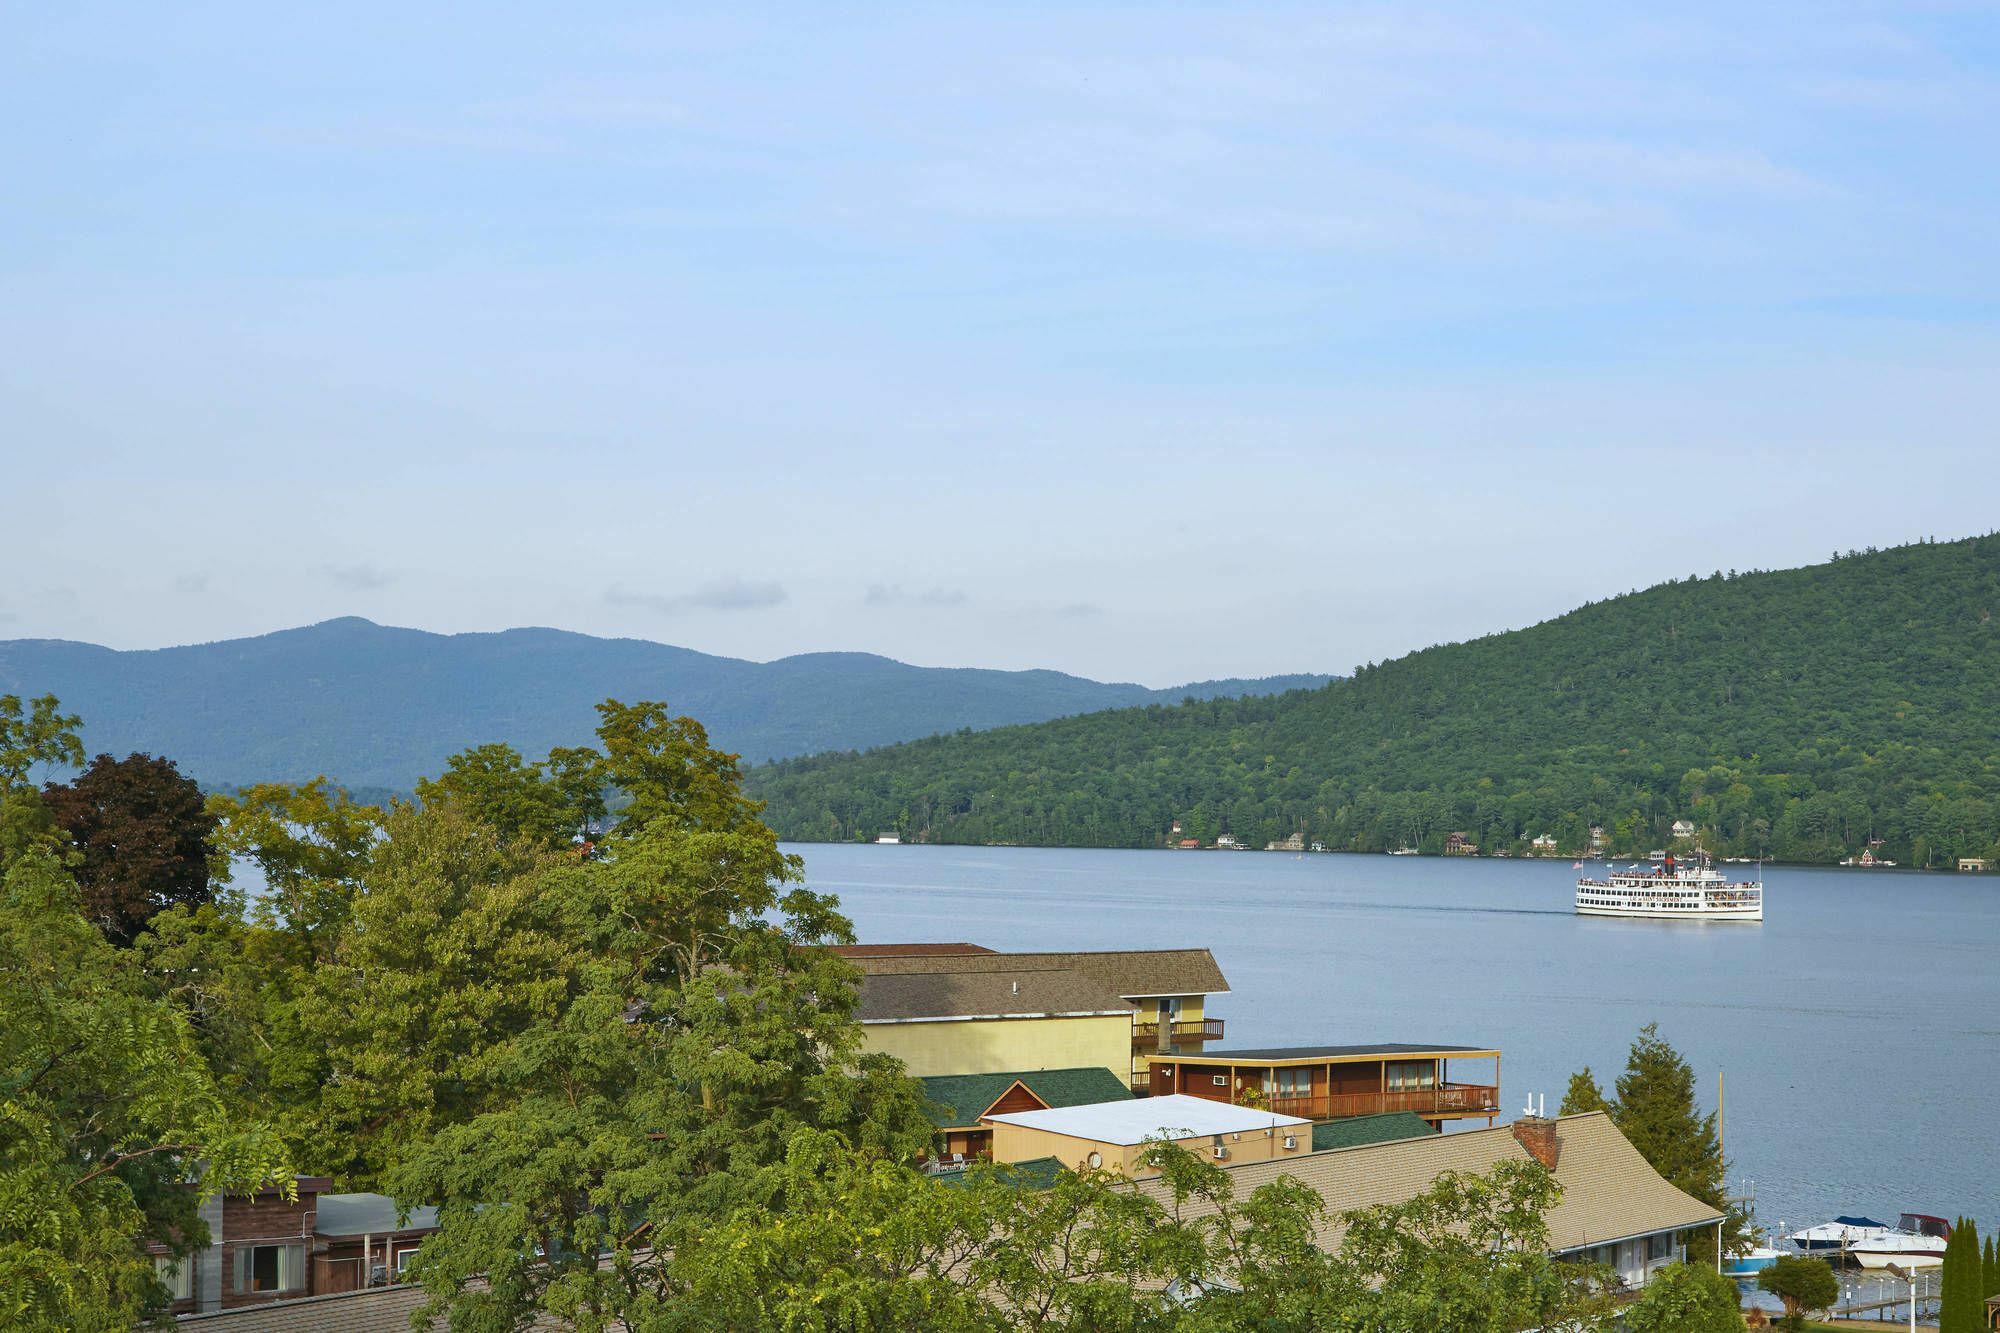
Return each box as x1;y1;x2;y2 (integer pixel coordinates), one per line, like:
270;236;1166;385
1722;1245;1785;1277
1787;1216;1890;1253
1851;1214;1951;1269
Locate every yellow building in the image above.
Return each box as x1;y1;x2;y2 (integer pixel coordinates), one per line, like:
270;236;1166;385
981;1093;1312;1177
856;968;1136;1078
840;944;1231;1089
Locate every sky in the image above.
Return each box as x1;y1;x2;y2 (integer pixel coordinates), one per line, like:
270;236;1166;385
4;2;1997;686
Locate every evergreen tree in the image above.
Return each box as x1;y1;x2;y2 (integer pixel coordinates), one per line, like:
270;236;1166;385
1559;1067;1610;1115
1985;1231;1997;1297
1943;1217;1982;1333
1611;1024;1740;1260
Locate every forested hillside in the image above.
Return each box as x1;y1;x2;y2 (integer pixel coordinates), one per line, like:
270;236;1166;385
0;618;1327;792
750;537;2000;867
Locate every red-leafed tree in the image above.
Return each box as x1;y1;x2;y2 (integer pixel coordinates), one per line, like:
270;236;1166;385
43;753;218;945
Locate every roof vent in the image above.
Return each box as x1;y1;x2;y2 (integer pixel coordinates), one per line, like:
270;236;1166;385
1010;980;1019;996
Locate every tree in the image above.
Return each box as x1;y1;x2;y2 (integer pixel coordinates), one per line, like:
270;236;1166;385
388;802;934;1326
0;692;81;866
1985;1230;1997;1297
0;693;82;791
1757;1254;1839;1330
42;752;219;946
1558;1067;1610;1116
1942;1216;1982;1333
1622;1261;1744;1333
205;778;382;965
298;800;577;1188
1610;1024;1740;1260
594;698;762;834
0;849;291;1328
415;742;594;850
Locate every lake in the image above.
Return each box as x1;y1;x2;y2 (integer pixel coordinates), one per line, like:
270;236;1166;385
788;842;2000;1237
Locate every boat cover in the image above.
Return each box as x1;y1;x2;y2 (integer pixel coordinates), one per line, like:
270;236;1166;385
1835;1215;1889;1229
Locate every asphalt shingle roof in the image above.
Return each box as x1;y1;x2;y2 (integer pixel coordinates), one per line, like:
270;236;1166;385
919;1067;1134;1129
1132;1112;1722;1256
852;948;1229;998
173;1287;434;1332
857;969;1134;1022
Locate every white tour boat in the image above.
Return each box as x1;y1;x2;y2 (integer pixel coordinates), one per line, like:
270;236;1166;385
1574;850;1763;921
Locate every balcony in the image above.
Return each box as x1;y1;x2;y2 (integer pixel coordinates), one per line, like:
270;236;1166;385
1131;1018;1226;1046
1261;1082;1500;1122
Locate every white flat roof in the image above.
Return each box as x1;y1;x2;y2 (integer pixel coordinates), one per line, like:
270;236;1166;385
981;1093;1310;1146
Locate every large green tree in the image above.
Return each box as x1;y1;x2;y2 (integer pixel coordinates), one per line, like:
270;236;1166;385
0;850;291;1328
297;800;579;1188
414;742;596;850
1567;1024;1741;1261
42;752;218;946
388;703;933;1327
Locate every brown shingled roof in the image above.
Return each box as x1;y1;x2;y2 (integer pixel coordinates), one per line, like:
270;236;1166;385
174;1286;435;1332
830;943;997;957
858;969;1135;1022
852;948;1229;998
1131;1112;1722;1256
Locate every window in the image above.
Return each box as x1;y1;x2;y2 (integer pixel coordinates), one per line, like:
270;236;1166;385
234;1243;305;1294
1385;1060;1437;1092
1273;1067;1311;1098
155;1254;195;1302
1647;1233;1673;1261
395;1247;419;1278
1211;1074;1228;1086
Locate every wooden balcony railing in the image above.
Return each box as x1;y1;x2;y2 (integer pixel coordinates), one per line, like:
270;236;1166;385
1132;1018;1226;1045
1261;1082;1500;1121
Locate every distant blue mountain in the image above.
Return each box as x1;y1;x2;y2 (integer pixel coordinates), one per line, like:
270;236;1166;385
0;618;1330;792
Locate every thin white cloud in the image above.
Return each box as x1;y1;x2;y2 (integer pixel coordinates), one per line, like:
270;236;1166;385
864;583;969;608
606;579;788;615
1423;125;1821;196
323;563;398;591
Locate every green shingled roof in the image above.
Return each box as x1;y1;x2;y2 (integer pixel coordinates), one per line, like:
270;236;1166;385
919;1067;1133;1129
935;1156;1069;1191
1311;1111;1439;1153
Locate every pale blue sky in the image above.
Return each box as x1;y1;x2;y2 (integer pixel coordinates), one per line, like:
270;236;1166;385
4;3;1997;684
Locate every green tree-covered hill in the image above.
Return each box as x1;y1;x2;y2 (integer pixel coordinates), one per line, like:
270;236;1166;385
748;537;2000;867
0;618;1327;792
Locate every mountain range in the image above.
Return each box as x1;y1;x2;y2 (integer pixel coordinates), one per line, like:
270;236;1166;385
0;618;1329;793
748;536;2000;867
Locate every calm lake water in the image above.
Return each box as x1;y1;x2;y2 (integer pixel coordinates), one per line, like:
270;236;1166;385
788;843;2000;1237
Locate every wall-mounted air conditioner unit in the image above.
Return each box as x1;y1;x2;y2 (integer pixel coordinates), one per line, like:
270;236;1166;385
1212;1145;1230;1160
1282;1135;1298;1150
1212;1074;1227;1086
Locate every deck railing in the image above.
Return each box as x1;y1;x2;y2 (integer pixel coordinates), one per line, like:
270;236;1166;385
1261;1082;1500;1121
1131;1018;1226;1044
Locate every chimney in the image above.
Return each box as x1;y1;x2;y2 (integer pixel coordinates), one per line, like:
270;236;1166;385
1512;1115;1561;1170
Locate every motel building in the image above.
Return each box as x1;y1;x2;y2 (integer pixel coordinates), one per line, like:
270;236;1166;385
1144;1043;1503;1129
